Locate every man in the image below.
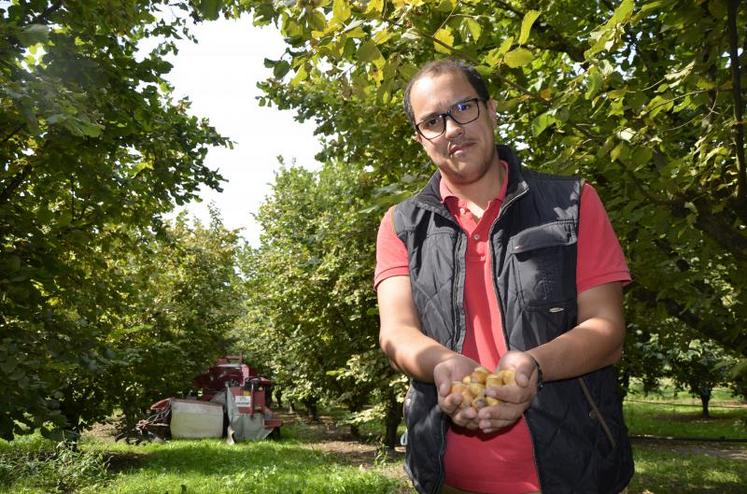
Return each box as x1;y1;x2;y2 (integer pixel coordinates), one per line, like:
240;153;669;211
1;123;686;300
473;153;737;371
375;58;634;494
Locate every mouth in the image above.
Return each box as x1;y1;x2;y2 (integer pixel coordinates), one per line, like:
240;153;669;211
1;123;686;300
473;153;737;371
448;141;472;156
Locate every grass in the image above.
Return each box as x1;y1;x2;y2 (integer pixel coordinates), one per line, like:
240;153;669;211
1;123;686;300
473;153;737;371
624;400;747;439
86;439;402;494
628;442;747;493
624;382;747;440
0;421;409;494
2;384;745;494
0;434;111;494
623;382;747;493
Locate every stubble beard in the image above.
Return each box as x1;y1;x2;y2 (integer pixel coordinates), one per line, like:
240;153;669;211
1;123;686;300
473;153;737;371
440;145;498;186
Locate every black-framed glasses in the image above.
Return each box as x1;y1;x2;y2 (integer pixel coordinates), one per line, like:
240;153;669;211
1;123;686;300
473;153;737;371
415;98;484;140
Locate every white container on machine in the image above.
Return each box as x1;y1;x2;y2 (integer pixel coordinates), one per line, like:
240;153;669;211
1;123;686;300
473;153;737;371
169;399;224;439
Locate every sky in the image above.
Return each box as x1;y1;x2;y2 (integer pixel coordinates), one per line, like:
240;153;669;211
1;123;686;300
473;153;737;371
158;15;322;245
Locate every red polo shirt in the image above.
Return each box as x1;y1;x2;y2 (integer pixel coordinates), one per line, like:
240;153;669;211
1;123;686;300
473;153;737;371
374;163;631;493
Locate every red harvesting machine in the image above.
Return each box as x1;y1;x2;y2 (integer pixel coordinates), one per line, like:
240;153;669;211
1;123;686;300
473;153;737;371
121;356;281;444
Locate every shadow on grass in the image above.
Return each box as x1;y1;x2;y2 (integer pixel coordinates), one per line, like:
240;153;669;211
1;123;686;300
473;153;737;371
105;451;149;473
97;439;409;494
114;440;331;475
628;441;747;494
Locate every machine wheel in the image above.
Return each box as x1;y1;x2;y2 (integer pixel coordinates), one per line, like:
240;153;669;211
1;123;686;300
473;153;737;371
269;426;282;440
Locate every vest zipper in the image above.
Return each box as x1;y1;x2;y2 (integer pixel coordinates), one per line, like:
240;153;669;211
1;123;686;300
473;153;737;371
488;180;550;492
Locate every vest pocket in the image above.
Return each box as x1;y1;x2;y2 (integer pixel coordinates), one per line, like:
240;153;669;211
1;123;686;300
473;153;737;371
506;220;577;308
516;298;577;347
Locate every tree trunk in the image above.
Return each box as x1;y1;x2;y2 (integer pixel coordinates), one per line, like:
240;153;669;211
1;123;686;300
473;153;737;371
349;424;361;439
303;397;319;421
699;387;712;418
347;400;364;441
274;387;283;408
383;390;403;449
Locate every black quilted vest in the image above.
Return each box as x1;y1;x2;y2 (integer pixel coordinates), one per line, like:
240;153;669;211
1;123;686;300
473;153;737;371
392;145;634;494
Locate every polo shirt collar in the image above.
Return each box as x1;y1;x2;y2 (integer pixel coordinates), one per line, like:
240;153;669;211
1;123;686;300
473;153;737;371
438;159;510;208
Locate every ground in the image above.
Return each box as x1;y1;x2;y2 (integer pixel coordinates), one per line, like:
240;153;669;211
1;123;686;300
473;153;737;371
630;436;747;461
86;409;746;490
274;411;409;484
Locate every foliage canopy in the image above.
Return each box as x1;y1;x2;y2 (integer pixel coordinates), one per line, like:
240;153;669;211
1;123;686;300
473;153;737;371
230;0;746;362
0;1;240;440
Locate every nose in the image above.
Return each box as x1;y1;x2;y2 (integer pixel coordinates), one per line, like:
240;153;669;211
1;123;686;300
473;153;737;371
443;115;464;139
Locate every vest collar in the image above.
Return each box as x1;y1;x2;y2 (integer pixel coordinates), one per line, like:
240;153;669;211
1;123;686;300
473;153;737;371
414;145;529;215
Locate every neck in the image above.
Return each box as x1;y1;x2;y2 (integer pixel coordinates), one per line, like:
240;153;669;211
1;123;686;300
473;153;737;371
442;157;504;213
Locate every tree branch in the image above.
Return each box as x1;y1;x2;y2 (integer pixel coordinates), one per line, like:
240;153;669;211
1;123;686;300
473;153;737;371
29;0;63;26
630;285;747;358
727;0;747;208
422;24;680;211
0;165;33;207
690;197;747;262
494;0;587;62
1;124;25;147
415;7;746;256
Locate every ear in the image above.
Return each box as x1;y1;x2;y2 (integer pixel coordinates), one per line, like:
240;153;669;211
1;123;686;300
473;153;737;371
487;99;498;128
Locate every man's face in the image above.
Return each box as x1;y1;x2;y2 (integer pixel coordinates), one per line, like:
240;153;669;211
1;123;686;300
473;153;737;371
409;71;498;186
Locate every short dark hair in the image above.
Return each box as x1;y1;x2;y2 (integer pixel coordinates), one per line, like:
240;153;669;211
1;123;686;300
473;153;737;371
403;58;490;127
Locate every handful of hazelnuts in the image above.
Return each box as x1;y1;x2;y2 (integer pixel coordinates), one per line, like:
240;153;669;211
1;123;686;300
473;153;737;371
450;366;516;410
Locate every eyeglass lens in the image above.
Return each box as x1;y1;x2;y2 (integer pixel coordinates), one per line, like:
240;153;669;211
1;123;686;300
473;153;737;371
417;99;481;139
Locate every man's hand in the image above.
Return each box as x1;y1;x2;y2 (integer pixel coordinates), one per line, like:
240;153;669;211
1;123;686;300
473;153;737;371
433;354;482;429
477;351;539;434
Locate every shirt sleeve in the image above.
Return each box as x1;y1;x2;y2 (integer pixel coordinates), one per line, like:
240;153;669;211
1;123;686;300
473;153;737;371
374;207;410;289
577;183;632;293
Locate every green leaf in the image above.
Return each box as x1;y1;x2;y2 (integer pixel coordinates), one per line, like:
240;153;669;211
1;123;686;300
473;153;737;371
531;113;557;137
504;48;533;68
584;35;609;59
1;255;22;273
346;26;367;39
585;69;603;100
366;0;384;15
434;27;454;54
291;64;308;86
0;357;17;373
131;161;153;177
637;0;665;16
309;11;327;32
17;24;49;46
647;95;673;117
65;117;103;138
357;40;382;63
281;16;302;38
610;141;630;162
485;36;514;66
609;0;634;25
198;0;222;20
499;36;514;54
333;0;352;24
665;61;694;87
518;10;540;45
632;146;653;166
372;29;392;45
696;78;717;90
495;98;521;112
465;18;482;41
273;61;291;79
484;50;500;67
